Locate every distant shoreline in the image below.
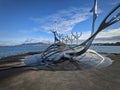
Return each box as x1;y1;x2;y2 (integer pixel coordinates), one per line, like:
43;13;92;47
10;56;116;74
0;42;120;47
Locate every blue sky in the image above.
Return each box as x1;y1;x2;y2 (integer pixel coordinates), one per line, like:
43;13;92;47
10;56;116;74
0;0;120;45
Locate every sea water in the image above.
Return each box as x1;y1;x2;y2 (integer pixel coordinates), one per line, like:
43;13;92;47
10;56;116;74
0;45;47;58
0;45;120;58
90;46;120;53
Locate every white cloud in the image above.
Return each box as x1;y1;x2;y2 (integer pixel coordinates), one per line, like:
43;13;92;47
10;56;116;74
96;28;120;38
77;28;120;43
23;37;53;44
30;5;102;34
31;7;93;34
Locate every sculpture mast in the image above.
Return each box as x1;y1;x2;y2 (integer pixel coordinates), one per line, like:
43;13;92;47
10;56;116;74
90;0;98;35
51;21;60;44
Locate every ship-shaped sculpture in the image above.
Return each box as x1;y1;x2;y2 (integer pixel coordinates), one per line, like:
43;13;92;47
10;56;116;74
36;1;120;68
0;0;119;71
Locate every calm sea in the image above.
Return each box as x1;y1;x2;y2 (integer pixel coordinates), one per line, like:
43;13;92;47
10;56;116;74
0;45;120;57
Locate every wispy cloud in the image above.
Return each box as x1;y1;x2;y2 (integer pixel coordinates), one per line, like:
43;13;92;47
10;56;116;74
31;7;95;34
96;28;120;38
94;28;120;43
78;28;120;43
23;37;53;44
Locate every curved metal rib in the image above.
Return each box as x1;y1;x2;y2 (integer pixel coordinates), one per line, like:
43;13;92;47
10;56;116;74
67;3;120;56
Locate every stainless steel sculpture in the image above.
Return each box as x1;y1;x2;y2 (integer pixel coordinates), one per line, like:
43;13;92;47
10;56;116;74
40;1;120;67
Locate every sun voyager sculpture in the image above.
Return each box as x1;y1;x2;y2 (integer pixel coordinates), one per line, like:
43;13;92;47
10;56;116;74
23;0;120;70
0;0;120;69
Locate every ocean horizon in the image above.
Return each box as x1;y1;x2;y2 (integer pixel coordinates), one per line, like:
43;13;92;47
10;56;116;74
0;45;120;58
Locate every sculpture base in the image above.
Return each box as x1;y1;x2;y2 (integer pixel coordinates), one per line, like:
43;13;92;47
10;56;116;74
22;50;113;70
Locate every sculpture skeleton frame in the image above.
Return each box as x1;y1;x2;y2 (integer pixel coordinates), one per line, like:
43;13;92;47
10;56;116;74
41;2;120;66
